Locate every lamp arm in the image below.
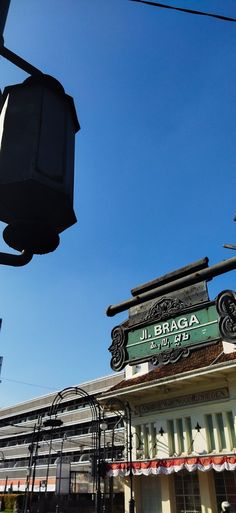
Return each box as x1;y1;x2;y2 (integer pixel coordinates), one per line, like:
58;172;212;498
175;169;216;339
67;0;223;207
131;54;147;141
0;45;43;76
224;244;236;251
0;249;33;267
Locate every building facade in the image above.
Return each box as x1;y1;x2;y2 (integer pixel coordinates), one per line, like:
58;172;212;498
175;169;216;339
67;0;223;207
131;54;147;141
105;342;236;513
105;264;236;513
1;261;236;513
0;372;125;499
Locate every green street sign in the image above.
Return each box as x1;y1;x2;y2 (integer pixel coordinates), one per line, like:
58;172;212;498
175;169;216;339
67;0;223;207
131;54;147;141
127;304;219;362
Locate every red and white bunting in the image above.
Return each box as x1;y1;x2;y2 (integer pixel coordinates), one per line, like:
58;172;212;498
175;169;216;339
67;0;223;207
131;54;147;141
107;455;236;476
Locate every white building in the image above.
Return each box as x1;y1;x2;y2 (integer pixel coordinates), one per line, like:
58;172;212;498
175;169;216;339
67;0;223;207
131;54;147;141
0;372;124;497
104;263;236;513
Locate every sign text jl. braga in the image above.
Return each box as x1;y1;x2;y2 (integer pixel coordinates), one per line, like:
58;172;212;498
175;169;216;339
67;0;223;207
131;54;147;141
127;305;219;362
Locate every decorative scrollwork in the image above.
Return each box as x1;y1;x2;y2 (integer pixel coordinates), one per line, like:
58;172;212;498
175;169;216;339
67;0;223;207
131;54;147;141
146;297;185;322
109;326;127;371
151;347;190;366
216;290;236;342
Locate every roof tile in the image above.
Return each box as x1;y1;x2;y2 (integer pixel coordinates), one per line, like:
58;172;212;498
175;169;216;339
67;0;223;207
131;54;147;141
109;341;236;391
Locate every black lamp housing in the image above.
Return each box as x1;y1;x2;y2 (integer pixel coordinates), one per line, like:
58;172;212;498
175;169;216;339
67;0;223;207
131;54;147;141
0;74;80;254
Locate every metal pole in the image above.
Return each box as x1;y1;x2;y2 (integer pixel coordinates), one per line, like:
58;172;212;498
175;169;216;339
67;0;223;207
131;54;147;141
23;424;37;513
30;419;42;512
126;405;135;513
97;411;102;513
103;399;135;513
109;428;115;513
3;475;8;494
58;434;65;495
0;0;10;41
44;435;53;494
102;426;106;513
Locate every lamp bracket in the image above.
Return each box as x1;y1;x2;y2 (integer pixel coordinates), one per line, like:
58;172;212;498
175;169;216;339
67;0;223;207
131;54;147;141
0;249;33;266
0;44;43;76
224;244;236;251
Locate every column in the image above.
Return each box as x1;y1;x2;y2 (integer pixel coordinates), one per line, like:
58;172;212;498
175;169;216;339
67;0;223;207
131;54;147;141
198;470;217;513
160;474;176;513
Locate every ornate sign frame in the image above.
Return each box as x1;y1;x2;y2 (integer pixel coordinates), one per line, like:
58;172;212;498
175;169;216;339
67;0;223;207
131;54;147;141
109;295;221;371
217;290;236;342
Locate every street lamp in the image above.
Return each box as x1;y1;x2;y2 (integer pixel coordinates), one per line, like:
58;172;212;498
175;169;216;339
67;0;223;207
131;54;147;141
0;75;79;257
0;1;79;266
103;398;135;513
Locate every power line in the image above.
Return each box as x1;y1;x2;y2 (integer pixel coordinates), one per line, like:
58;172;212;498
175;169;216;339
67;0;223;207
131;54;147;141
1;377;58;391
130;0;236;23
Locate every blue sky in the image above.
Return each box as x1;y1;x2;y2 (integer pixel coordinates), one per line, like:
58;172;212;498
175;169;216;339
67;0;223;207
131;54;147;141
0;0;236;406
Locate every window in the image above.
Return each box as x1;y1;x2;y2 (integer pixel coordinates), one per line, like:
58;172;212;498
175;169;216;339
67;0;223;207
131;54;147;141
185;417;193;454
176;418;184;454
132;364;141;375
205;414;216;452
135;425;143;459
174;471;201;513
140;475;161;513
143;424;149;459
226;412;236;449
79;453;90;462
216;413;226;450
152;424;157;458
167;420;175;456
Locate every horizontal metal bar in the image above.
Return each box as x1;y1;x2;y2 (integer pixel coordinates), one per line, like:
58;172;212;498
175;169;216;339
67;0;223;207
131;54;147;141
106;256;236;317
131;257;209;296
0;45;43;76
224;244;236;251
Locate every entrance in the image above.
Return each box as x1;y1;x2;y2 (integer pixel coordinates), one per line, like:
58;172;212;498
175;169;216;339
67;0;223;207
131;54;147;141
140;475;161;513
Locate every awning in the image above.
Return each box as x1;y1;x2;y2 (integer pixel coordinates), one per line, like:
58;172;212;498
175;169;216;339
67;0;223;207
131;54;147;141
107;455;236;476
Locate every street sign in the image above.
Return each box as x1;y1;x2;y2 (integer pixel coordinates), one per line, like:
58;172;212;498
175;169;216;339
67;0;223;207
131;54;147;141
127;304;219;363
109;298;223;371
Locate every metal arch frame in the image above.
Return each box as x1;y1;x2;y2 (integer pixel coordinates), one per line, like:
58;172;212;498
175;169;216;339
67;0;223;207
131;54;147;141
49;386;100;417
47;386;103;513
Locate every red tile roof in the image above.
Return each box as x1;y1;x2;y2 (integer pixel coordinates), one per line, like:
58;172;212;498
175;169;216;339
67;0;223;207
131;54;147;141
109;341;236;391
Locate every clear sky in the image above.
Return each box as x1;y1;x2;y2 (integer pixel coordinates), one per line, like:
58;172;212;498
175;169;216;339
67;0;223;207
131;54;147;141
0;0;236;407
